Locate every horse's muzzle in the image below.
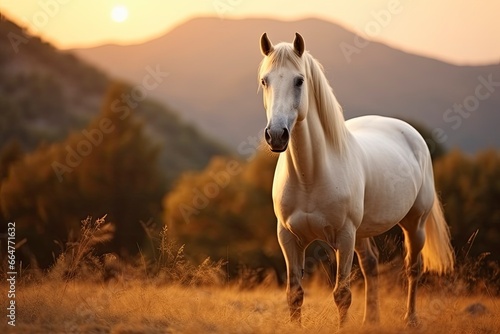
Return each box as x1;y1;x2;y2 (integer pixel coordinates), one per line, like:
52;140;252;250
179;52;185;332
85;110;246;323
265;127;289;152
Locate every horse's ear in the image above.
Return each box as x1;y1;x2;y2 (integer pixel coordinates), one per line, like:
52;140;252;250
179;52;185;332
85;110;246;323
260;33;274;56
293;32;305;57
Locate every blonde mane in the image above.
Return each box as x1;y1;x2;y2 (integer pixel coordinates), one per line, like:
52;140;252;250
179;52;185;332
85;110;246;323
259;43;348;152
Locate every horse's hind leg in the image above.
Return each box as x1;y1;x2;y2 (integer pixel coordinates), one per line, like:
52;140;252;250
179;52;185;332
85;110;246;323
278;223;305;323
355;237;380;324
399;210;427;327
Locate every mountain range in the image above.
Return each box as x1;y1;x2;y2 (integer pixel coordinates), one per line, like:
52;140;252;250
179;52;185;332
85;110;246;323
0;16;227;184
73;17;500;153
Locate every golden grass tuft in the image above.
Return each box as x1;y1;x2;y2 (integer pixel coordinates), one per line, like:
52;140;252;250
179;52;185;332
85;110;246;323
2;278;499;333
1;216;498;333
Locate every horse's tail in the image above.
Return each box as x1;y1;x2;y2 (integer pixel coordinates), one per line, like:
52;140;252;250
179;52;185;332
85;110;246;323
421;191;455;274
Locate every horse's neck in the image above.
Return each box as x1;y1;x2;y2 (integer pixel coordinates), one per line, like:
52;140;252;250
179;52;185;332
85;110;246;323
285;106;336;185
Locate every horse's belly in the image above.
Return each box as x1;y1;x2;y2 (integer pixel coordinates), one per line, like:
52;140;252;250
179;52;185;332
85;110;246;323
356;216;401;238
357;186;418;238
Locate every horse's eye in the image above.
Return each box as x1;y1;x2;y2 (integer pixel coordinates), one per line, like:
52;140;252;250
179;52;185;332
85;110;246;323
295;77;304;87
261;78;267;87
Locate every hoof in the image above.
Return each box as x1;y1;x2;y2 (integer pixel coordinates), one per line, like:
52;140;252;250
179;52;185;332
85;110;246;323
404;313;421;329
464;302;488;316
362;315;380;326
290;308;302;325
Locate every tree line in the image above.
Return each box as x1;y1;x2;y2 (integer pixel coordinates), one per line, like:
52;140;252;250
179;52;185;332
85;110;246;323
164;144;500;278
1;84;165;268
1;84;498;278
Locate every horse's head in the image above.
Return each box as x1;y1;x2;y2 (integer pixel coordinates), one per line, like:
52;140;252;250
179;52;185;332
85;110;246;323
259;33;308;152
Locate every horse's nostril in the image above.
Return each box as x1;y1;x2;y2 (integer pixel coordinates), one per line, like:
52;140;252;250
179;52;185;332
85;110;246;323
265;128;272;144
281;128;289;142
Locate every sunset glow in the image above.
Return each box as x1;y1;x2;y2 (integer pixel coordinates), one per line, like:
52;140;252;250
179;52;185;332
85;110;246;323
111;5;128;23
0;1;498;64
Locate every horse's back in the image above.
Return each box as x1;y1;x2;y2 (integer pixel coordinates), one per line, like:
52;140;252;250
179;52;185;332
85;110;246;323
346;115;433;237
347;115;430;165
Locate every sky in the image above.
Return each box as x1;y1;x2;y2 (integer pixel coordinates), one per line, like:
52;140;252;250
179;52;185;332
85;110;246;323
1;0;499;65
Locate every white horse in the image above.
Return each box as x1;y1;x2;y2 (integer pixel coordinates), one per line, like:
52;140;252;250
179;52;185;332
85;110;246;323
258;32;454;328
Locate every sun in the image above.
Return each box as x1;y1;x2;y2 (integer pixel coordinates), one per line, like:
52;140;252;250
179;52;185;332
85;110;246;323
111;5;129;23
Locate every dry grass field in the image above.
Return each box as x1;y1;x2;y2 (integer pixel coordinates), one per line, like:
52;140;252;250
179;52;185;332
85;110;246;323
1;272;498;333
2;218;498;333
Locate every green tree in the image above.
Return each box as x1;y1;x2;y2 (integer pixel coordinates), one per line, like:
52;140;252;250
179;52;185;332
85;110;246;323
434;149;500;260
0;83;166;267
0;140;23;181
75;82;166;256
0;140;24;243
163;152;281;275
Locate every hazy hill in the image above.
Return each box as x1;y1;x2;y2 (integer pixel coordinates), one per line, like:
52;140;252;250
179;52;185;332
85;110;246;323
0;17;227;183
74;17;500;153
0;18;107;147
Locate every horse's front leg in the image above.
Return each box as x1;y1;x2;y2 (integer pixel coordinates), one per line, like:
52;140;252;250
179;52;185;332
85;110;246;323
355;237;380;324
278;223;305;323
332;226;356;327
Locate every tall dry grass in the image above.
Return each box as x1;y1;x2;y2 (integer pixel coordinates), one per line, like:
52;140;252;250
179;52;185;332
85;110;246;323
3;276;499;333
1;216;498;333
